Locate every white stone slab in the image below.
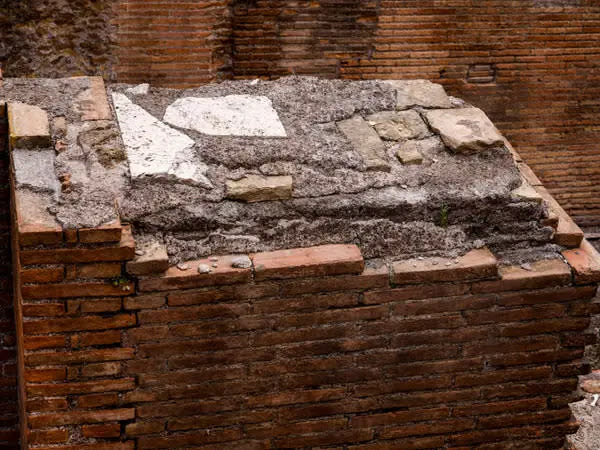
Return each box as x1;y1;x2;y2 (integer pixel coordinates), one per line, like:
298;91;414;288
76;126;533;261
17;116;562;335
163;95;287;137
112;92;212;188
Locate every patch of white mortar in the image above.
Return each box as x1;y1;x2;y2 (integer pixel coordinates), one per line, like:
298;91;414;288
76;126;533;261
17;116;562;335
163;95;288;138
111;92;212;188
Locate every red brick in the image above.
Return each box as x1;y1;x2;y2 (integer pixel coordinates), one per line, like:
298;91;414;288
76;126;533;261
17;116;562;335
280;265;389;295
472;259;571;293
77;393;120;409
79;220;123;244
392;248;498;284
28;408;135;427
82;423;121;438
21;266;64;284
452;397;547;417
139;254;252;292
364;283;470;305
26;378;134;396
124;294;166;310
25;348;134;366
21;281;133;299
72;330;122;347
25;368;66;383
20;226;135;264
76;262;123;279
23;335;66;350
251;244;364;281
24;313;135;334
126;420;165;436
562;239;600;284
18;223;62;247
379;418;475;439
29;428;69;444
22;302;65;317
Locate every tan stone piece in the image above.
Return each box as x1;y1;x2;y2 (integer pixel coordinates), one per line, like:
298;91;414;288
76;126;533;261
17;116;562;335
7;102;51;149
127;241;170;276
396;146;423;165
366;110;430;141
424;107;505;153
74;76;112;121
385;79;453;110
226;175;293;202
337;115;390;171
512;182;543;204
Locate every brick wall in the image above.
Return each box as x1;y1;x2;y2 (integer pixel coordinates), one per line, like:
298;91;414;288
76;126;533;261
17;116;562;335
0;100;18;448
11;211;600;449
114;0;232;88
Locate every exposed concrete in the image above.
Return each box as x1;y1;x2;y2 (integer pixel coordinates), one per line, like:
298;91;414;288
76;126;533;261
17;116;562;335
163;95;287;137
1;76;558;263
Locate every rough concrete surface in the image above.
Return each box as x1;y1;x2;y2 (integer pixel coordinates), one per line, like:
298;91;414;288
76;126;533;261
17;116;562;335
569;370;600;450
2;76;556;263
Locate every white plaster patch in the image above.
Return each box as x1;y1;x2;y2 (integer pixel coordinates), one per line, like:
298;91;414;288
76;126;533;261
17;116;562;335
163;95;287;137
111;92;212;188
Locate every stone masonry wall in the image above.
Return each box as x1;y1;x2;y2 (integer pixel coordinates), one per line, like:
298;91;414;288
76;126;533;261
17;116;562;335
0;98;18;448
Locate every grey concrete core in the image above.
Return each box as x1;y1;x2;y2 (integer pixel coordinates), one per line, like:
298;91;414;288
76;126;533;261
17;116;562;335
2;76;556;263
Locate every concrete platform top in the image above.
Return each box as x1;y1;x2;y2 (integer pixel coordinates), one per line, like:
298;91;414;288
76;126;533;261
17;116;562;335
1;76;562;263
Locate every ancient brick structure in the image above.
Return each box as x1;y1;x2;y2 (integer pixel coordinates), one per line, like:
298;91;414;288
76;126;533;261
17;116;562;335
1;75;600;449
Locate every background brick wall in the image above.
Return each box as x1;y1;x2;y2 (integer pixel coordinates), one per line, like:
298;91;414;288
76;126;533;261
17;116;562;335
0;102;18;448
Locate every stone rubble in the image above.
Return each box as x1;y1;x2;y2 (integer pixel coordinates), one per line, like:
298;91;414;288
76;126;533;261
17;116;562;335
337;115;390;171
225;175;293;202
7;102;51;148
424;107;505;153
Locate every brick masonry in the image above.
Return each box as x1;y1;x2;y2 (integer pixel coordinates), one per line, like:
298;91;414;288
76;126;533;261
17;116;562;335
11;221;600;449
110;0;600;228
0;99;19;448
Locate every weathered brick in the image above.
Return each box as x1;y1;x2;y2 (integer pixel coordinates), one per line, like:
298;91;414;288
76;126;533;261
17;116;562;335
252;244;364;281
82;423;121;438
562;239;600;284
392;248;497;284
28;408;135;427
25;348;134;366
21;266;64;284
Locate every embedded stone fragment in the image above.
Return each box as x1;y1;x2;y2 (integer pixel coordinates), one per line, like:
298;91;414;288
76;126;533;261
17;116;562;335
74;76;112;121
226;175;293;202
126;83;150;96
12;149;60;196
7;102;51;148
337;115;390;171
126;241;169;275
424;107;505;153
231;256;252;269
395;145;423;165
112;92;212;188
366;110;430;141
512;182;543;204
385;79;453;110
163;95;287;137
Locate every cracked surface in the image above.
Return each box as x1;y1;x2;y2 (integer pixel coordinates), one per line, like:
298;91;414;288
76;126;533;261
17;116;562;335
2;76;555;263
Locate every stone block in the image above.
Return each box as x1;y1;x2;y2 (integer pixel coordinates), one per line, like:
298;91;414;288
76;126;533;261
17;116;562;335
127;241;170;276
396;146;423;165
337;115;390;171
512;182;543;204
424;107;505;153
74;76;112;121
366;110;430;141
226;175;293;202
385;80;453;110
7;102;51;149
163;94;287;137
